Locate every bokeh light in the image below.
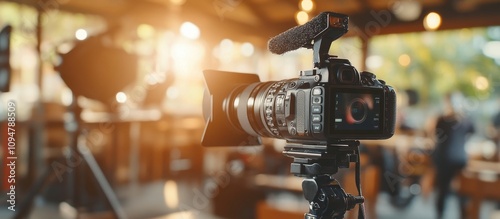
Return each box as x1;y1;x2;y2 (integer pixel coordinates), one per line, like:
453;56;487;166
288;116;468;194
300;0;314;12
366;55;383;70
180;21;200;40
474;75;489;90
241;42;254;57
75;29;88;40
163;180;179;208
391;0;422;21
116;92;127;103
424;12;442;31
398;54;411;67
137;24;155;39
295;11;309;25
482;41;500;59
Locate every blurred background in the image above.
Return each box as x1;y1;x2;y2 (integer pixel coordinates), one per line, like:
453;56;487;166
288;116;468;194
0;0;500;218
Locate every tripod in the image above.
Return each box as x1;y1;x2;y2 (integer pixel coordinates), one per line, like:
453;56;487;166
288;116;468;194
283;141;365;219
14;96;126;219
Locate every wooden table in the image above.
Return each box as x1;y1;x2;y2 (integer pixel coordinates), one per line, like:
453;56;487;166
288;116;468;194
458;160;500;219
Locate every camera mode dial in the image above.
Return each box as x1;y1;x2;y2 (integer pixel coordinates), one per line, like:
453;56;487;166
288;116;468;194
360;71;376;86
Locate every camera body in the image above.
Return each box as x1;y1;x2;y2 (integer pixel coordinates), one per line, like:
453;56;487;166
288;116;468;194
201;12;394;218
260;57;395;144
213;58;395;146
202;58;396;146
201;12;396;147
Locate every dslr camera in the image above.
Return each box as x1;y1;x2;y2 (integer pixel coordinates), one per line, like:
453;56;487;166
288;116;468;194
202;12;396;147
202;12;396;218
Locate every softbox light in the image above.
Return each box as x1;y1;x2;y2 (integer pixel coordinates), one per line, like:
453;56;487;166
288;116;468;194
57;35;137;105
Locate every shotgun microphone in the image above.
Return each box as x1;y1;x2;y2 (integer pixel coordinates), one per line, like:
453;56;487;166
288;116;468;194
267;12;348;55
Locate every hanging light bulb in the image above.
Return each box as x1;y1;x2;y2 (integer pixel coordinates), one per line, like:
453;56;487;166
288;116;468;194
423;12;442;31
295;11;309;25
300;0;315;12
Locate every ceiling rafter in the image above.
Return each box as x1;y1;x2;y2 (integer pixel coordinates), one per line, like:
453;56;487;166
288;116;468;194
4;0;500;47
241;0;269;25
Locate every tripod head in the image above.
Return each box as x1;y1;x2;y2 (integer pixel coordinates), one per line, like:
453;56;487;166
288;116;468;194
283;141;365;219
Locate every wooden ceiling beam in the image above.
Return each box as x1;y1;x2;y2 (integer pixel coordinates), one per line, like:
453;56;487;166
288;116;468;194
270;1;500;39
241;0;269;25
360;1;500;35
6;0;500;48
5;0;276;48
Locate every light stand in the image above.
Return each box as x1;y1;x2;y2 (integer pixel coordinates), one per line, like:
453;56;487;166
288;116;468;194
14;96;126;219
283;141;366;219
14;15;136;218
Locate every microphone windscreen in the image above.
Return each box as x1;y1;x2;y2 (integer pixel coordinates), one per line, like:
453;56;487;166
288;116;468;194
268;12;329;55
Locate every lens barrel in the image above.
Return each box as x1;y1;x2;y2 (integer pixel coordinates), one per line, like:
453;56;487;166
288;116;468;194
228;81;291;139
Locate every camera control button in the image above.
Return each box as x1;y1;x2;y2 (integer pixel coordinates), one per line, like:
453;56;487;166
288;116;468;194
301;69;316;76
312;124;322;133
312;115;322;122
313;97;322;104
312;88;322;96
312;105;322;114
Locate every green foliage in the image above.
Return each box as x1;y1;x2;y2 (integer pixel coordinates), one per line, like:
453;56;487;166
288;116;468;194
368;28;500;104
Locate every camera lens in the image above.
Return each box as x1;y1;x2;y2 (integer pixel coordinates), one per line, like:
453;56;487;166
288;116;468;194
347;98;367;124
229;81;286;139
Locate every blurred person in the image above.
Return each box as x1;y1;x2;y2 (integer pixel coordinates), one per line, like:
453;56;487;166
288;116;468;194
432;92;475;219
488;106;500;161
487;101;500;211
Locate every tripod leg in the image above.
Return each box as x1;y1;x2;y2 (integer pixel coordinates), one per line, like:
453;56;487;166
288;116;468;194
13;164;56;219
77;142;127;219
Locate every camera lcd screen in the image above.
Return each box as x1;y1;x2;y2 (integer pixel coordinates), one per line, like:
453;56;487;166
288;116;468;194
330;88;383;134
